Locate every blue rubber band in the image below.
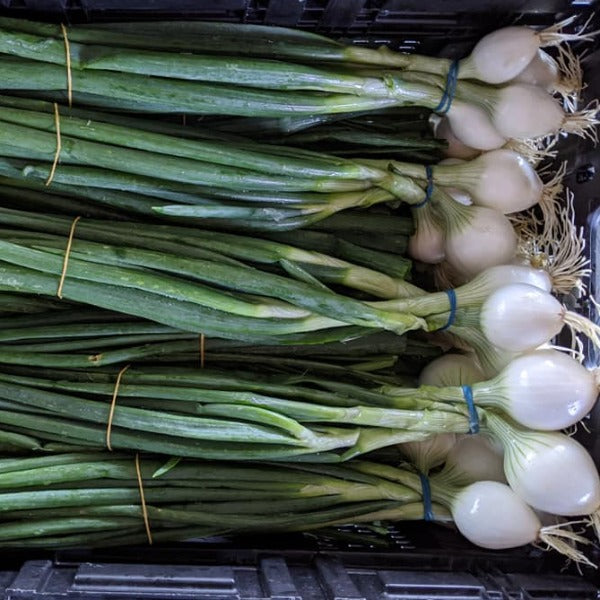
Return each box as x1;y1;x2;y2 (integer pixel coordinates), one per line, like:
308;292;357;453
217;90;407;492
419;473;434;521
435;289;457;332
434;59;459;115
413;165;434;209
461;384;480;434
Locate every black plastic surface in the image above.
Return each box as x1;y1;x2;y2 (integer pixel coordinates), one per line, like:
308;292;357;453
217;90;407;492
0;1;598;598
3;557;599;600
0;0;593;55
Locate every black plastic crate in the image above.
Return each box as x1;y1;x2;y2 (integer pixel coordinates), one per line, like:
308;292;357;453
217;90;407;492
0;1;598;598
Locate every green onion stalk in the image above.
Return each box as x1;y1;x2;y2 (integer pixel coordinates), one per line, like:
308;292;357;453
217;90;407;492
0;362;482;460
0;106;393;193
268;126;443;162
0;168;415;254
0;206;414;285
17;97;441;159
0;303;439;372
257;112;444;161
0;293;69;315
0;97;443;226
0;208;418;304
0;162;410;233
208;106;434;138
0;17;584;88
0;452;443;548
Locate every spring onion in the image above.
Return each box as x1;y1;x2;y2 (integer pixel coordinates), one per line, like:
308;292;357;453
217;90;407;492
487;412;600;524
479;282;597;353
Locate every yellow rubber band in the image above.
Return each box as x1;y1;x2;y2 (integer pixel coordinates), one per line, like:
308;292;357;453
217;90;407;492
60;23;73;107
45;102;62;187
200;333;206;369
106;364;130;451
57;215;81;299
135;453;154;545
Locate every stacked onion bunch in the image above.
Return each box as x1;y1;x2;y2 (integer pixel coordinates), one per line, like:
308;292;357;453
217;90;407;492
0;15;595;567
0;204;596;369
0;17;590;273
0;20;591;286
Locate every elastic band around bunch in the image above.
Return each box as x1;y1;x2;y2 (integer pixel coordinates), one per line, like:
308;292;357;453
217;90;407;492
461;384;480;434
413;165;434;209
199;333;206;368
435;289;457;332
106;364;130;451
57;215;81;299
60;24;73;107
46;102;62;187
419;473;434;521
434;59;459;115
134;453;154;545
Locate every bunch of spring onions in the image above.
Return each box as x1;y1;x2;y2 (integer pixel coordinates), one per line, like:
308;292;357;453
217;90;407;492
0;451;587;559
207;107;445;161
0;344;595;463
0;17;594;147
0;317;597;563
0;210;593;366
0;203;596;376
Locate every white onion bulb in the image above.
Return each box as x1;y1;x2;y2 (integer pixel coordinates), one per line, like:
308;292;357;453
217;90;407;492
492;84;564;139
461;27;540;84
444;207;517;278
445;435;506;484
500;429;600;516
408;208;445;264
480;283;563;352
476;349;598;430
512;49;560;90
451;481;541;548
446;102;507;151
434;117;481;159
476;264;552;294
419;353;484;387
439;149;543;214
